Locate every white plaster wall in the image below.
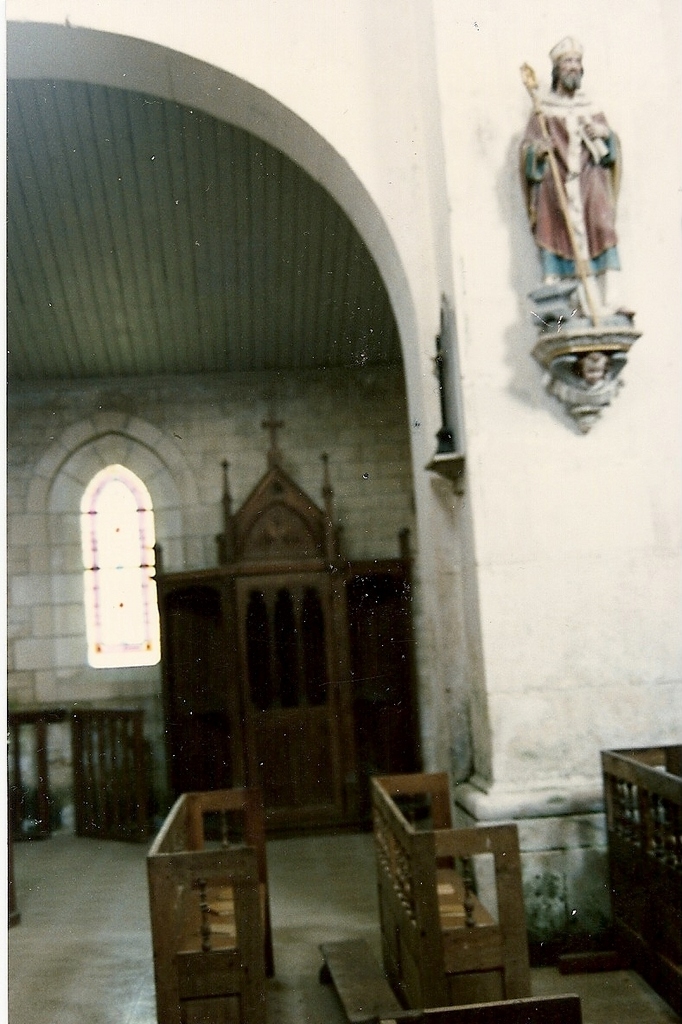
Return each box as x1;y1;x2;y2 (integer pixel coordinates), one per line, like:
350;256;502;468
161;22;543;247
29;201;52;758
434;0;682;792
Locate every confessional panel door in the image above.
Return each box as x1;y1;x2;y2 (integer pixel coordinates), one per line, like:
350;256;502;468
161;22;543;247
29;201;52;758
160;582;243;798
347;568;421;821
236;572;346;828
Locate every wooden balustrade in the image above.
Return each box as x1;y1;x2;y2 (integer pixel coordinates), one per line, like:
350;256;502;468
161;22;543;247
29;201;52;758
371;772;530;1010
9;705;150;843
71;707;149;841
8;706;68;839
601;745;681;1015
147;788;272;1024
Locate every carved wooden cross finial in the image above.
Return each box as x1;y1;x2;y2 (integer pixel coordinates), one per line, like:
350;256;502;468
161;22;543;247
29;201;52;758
262;416;284;467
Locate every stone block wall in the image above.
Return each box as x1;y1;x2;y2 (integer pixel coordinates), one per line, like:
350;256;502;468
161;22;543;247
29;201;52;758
7;364;416;819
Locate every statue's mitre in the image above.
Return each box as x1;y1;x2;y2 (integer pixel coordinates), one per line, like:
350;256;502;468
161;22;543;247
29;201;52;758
549;36;583;64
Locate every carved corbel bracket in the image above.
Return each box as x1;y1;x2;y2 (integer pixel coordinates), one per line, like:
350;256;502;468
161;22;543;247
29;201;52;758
426;297;466;491
529;282;641;432
425;451;466;494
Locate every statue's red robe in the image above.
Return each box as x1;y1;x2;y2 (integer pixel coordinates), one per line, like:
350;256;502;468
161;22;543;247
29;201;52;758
521;90;620;278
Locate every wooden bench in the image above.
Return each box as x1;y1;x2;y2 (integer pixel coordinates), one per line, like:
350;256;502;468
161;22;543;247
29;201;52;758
147;788;273;1024
601;745;682;1016
371;773;530;1010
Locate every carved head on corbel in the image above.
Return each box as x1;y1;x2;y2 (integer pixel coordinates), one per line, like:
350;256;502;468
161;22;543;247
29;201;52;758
577;349;609;385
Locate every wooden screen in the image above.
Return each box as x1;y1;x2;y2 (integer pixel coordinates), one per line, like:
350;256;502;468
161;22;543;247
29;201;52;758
161;584;240;797
348;568;421;819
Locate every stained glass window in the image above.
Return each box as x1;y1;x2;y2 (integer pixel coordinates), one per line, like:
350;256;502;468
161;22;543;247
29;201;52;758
80;465;160;668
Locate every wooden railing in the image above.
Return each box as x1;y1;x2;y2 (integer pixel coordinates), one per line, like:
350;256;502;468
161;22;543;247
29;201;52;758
601;745;681;1015
371;772;530;1010
8;706;68;839
147;788;271;1024
71;708;149;841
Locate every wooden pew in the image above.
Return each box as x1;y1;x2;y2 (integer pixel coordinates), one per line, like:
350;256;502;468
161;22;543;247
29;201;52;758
377;993;582;1023
147;788;273;1024
601;745;682;1016
371;773;530;1010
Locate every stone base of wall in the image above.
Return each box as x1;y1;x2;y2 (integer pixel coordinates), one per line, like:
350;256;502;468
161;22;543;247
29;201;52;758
453;780;612;959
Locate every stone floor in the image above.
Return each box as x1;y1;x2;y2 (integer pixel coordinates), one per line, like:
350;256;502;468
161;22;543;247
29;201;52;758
8;830;680;1024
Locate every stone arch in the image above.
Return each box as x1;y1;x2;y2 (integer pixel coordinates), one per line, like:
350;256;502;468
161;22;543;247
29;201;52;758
7;16;458;772
28;412;200;577
7;411;202;705
29;411;198;510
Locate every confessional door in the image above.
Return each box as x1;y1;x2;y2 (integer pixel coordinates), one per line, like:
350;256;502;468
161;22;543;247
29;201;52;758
161;582;243;799
235;572;347;829
347;567;421;820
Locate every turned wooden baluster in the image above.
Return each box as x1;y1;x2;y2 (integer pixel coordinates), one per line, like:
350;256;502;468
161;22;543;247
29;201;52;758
661;798;676;865
639;784;653;854
197;879;212;952
462;857;476;928
614;779;629;837
623;780;638;843
666;800;681;868
652;794;663;860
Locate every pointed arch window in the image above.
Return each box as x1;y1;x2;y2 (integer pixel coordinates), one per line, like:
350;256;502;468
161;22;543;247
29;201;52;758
80;465;160;668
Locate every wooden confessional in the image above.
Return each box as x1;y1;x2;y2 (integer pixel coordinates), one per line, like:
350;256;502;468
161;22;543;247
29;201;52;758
157;422;420;831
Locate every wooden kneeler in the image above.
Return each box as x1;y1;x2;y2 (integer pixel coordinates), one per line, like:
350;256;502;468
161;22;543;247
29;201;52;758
378;993;583;1023
319;940;582;1024
320;939;403;1024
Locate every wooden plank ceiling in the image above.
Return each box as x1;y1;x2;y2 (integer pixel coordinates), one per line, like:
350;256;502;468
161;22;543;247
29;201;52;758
7;78;400;384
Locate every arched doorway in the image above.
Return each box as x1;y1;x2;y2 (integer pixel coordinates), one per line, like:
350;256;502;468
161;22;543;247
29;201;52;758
7;20;432;824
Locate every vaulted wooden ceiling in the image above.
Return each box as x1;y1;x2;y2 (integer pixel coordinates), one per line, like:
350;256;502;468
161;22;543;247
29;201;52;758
7;78;401;384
